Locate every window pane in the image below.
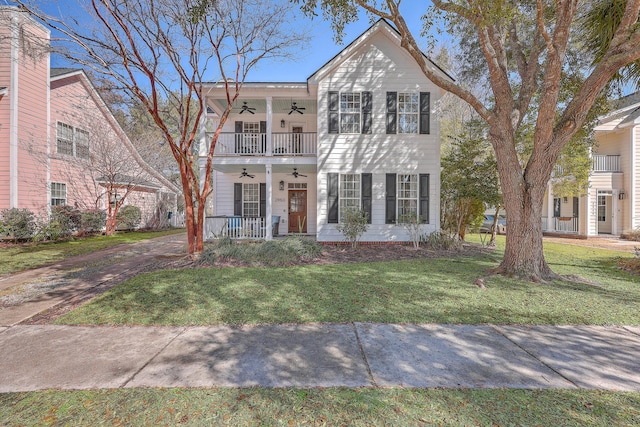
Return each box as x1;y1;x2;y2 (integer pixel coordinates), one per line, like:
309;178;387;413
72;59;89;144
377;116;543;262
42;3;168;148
398;92;419;134
51;182;66;206
339;174;361;221
397;174;418;222
243;183;260;217
340;92;361;133
56;122;74;156
75;129;90;159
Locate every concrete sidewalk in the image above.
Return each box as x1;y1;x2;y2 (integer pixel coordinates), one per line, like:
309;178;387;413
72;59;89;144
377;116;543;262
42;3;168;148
1;323;639;392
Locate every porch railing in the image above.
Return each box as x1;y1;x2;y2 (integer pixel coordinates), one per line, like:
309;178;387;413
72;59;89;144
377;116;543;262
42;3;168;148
542;216;579;233
592;155;621;172
211;132;316;156
204;216;266;240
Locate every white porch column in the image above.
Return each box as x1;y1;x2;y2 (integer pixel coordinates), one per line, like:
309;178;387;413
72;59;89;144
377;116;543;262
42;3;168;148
266;163;273;240
546;182;554;231
266;97;273;156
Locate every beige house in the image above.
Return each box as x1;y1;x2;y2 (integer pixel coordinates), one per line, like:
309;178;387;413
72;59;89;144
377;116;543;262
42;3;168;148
201;19;451;242
543;92;640;237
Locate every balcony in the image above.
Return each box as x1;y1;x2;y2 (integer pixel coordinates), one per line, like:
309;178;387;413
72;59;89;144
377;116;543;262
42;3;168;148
592;155;621;172
211;132;317;157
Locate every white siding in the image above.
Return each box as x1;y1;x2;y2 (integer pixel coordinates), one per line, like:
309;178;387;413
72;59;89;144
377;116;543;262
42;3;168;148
316;32;441;242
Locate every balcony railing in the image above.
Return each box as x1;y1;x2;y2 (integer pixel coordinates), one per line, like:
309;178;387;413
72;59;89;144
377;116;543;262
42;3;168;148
204;216;266;240
211;132;317;156
542;217;579;233
592;155;621;172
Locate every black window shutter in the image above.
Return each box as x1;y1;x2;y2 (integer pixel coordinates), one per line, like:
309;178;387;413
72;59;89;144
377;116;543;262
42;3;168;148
328;91;339;134
327;173;339;223
386;92;397;134
361;92;372;134
385;173;396;224
235;121;243;153
573;197;579;218
259;183;266;218
234;183;242;216
361;173;372;224
420;92;430;134
419;174;429;223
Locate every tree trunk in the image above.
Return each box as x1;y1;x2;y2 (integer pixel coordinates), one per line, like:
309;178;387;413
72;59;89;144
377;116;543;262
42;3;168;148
489;128;559;282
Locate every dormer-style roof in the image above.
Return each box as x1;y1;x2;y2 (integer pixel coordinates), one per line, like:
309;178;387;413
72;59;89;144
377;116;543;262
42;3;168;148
595;90;640;131
307;19;453;86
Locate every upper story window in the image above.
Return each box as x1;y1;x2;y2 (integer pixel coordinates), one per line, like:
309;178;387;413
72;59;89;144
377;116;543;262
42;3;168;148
387;92;430;135
57;122;90;159
328;91;372;135
397;93;419;134
340;93;361;134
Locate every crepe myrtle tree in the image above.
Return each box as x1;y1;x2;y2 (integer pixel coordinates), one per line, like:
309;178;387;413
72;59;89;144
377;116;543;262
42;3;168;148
299;0;640;281
18;0;307;253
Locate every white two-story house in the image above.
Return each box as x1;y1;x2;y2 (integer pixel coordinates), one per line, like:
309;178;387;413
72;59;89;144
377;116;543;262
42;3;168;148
200;19;451;243
542;92;640;237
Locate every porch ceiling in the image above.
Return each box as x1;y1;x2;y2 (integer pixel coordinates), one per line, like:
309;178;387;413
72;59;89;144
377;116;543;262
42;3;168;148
208;98;317;115
211;162;317;175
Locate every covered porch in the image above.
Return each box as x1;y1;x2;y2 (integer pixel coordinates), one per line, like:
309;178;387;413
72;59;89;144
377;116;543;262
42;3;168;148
204;161;316;241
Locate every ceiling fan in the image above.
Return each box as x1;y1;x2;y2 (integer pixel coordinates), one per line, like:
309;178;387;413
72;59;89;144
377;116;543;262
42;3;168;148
291;167;307;178
239;168;255;178
287;102;305;115
239;102;255;114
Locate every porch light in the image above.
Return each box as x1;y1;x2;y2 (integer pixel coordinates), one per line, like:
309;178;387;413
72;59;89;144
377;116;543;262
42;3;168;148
280;119;285;128
279;180;285;191
619;190;626;200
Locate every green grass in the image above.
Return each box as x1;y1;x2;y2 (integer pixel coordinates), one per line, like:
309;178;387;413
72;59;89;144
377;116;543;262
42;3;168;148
57;236;640;326
0;229;184;276
1;388;638;426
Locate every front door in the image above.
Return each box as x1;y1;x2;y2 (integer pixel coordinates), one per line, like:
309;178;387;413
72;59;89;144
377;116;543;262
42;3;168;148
288;190;307;233
597;191;613;234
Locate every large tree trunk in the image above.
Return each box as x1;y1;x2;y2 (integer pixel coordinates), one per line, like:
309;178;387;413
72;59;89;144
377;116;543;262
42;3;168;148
489;127;559;282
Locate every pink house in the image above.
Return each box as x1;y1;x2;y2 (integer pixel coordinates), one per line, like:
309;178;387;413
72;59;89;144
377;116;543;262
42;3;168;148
0;7;179;225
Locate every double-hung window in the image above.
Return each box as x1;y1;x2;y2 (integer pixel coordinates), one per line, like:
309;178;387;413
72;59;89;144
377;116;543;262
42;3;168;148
340;93;361;134
56;122;90;159
397;174;418;221
242;183;260;217
397;93;419;134
339;174;361;220
51;182;67;206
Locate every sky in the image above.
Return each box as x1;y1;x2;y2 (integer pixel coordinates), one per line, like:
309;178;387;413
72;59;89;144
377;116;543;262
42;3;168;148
36;0;441;83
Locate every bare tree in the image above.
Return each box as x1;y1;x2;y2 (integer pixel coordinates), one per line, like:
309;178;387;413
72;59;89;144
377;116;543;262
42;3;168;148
303;0;640;281
17;0;306;253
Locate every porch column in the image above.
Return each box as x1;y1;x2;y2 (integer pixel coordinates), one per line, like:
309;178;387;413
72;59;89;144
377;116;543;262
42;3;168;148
266;97;273;156
546;182;554;231
266;163;273;240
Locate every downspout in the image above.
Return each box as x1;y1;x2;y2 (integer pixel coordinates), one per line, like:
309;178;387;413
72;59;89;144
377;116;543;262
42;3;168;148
9;14;19;208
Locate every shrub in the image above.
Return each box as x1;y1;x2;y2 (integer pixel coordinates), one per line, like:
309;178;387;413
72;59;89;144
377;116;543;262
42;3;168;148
400;215;424;249
80;209;106;234
32;219;63;242
623;228;640;241
200;236;322;267
0;208;36;240
50;205;81;237
336;208;369;249
421;231;462;251
116;205;142;230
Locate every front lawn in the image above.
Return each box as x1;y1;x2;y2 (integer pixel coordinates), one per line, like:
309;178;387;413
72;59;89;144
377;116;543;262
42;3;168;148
57;237;640;326
0;229;184;276
1;388;638;426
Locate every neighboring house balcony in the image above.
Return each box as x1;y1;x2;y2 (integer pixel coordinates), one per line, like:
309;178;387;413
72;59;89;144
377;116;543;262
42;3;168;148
591;155;621;173
210;131;317;157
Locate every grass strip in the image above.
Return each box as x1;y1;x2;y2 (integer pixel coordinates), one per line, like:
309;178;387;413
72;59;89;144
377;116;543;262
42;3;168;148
1;388;638;426
0;229;184;276
57;238;640;326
